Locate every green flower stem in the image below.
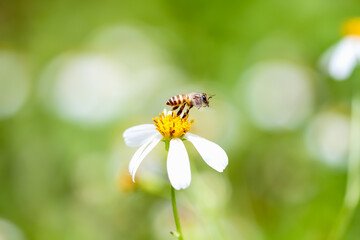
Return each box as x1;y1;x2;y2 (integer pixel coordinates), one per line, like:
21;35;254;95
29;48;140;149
171;186;184;240
330;74;360;240
164;140;184;240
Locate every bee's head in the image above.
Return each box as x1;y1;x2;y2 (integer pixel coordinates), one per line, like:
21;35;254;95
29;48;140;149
201;93;215;107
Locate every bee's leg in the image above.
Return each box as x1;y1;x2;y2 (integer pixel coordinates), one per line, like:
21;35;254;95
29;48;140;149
183;105;193;118
177;103;187;117
172;105;179;111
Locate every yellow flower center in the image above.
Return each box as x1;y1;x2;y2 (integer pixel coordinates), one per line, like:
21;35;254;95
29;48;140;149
153;111;193;140
342;18;360;36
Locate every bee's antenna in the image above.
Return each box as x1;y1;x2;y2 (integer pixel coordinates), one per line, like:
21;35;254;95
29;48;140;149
209;94;216;99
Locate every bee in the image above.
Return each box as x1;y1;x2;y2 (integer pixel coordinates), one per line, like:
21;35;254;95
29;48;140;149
166;92;214;118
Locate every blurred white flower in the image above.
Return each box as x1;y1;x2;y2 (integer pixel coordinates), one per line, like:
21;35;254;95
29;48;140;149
322;18;360;80
123;109;228;190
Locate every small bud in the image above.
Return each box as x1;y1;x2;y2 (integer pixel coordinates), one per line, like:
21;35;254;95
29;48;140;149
170;231;180;238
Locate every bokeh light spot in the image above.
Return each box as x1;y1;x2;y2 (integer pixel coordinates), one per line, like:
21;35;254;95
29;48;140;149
242;61;314;130
306;111;350;166
0;219;25;240
0;51;29;119
53;54;128;124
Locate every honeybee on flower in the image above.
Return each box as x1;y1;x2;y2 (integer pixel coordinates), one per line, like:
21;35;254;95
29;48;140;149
123;109;228;190
166;92;215;118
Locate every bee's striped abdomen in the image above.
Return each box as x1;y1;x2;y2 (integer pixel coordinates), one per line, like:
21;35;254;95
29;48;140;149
166;94;189;106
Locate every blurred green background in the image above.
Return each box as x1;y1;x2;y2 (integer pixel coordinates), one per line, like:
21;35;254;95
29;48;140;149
1;0;360;239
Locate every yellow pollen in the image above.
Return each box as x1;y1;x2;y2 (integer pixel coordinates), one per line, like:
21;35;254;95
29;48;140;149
153;111;194;140
342;18;360;36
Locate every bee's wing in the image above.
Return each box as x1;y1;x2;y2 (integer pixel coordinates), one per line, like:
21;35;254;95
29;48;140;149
192;93;202;106
191;93;202;102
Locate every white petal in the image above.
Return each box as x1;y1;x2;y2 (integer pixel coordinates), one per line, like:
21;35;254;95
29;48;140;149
167;139;191;190
123;124;158;147
354;36;360;60
128;133;162;182
185;133;228;172
328;38;358;81
319;45;335;73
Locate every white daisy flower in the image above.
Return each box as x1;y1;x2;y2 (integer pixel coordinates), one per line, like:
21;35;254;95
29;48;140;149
123;109;228;190
322;18;360;80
